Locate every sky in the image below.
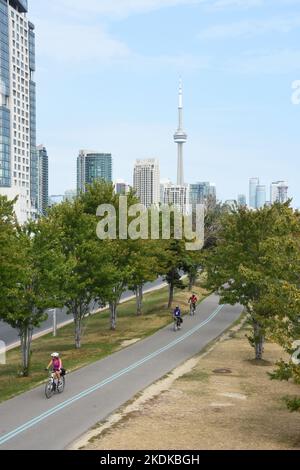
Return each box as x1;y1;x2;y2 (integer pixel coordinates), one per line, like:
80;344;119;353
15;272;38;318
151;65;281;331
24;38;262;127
29;0;300;206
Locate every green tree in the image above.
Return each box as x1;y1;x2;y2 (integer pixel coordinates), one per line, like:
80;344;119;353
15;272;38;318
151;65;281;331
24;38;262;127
99;240;133;330
204;203;297;360
159;239;187;308
257;220;300;409
0;208;65;376
0;196;18;313
127;239;160;316
48;199;110;347
78;179;117;215
182;250;202;291
203;200;226;250
79;180;142;329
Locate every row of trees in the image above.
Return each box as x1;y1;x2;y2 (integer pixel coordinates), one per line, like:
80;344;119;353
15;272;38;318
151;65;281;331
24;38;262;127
0;181;207;376
2;186;298;407
203;202;300;410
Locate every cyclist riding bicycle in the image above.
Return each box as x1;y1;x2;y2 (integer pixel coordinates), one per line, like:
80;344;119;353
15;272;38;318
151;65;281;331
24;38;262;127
46;352;63;386
173;306;183;327
188;294;198;315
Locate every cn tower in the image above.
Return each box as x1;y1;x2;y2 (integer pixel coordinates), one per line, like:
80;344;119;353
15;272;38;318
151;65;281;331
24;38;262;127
174;79;188;186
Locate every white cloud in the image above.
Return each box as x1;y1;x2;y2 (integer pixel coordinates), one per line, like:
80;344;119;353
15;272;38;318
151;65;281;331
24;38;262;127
34;16;211;69
36;21;130;63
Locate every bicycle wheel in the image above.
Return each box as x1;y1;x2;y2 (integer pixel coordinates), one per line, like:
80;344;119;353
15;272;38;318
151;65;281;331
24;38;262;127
57;376;65;394
45;381;54;399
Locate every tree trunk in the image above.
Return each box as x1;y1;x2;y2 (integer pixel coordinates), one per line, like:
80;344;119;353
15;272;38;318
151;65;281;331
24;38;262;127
20;324;33;377
168;283;174;308
188;275;195;291
74;313;82;349
254;321;264;360
110;302;117;330
136;285;143;316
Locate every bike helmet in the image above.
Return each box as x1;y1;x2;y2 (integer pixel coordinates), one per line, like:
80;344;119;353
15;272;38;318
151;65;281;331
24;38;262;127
51;352;59;358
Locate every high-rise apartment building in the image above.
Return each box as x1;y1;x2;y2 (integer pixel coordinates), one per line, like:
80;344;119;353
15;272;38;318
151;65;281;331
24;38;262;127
36;144;48;216
133;159;160;208
160;178;172;204
162;183;190;215
256;185;266;209
249;178;259;209
0;0;38;222
77;150;112;193
270;181;289;204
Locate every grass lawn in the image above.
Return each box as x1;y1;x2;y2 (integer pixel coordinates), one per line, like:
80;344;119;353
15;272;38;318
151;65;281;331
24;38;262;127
0;281;209;404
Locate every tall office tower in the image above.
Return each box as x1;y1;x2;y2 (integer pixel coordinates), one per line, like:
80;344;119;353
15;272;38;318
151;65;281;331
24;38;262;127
77;150;112;194
133;159;160;208
249;178;259;209
174;80;187;186
0;1;37;223
256;185;266;209
237;194;247;207
36;145;48;216
270;181;289;204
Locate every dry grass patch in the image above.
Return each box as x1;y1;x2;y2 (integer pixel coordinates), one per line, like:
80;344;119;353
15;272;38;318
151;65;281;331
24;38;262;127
84;328;300;451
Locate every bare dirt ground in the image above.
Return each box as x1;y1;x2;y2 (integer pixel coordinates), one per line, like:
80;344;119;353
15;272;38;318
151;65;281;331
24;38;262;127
81;326;300;451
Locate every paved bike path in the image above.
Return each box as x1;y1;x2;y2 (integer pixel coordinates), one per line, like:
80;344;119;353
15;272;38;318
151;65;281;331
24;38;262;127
0;294;243;450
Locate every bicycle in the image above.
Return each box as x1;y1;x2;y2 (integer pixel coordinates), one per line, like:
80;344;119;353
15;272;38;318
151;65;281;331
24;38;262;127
189;302;196;316
173;316;182;332
45;369;66;399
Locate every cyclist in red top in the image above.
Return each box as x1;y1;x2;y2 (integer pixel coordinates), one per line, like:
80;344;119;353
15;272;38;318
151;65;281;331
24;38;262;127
188;294;198;315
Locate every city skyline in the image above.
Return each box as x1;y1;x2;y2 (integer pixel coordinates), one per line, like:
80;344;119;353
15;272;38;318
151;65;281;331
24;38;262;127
29;0;300;208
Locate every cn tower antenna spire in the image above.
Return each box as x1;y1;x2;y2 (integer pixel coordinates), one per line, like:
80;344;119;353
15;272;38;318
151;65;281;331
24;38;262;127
174;79;187;186
179;77;183;108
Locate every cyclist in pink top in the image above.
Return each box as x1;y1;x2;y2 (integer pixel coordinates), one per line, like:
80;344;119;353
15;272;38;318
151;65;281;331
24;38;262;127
46;352;63;383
